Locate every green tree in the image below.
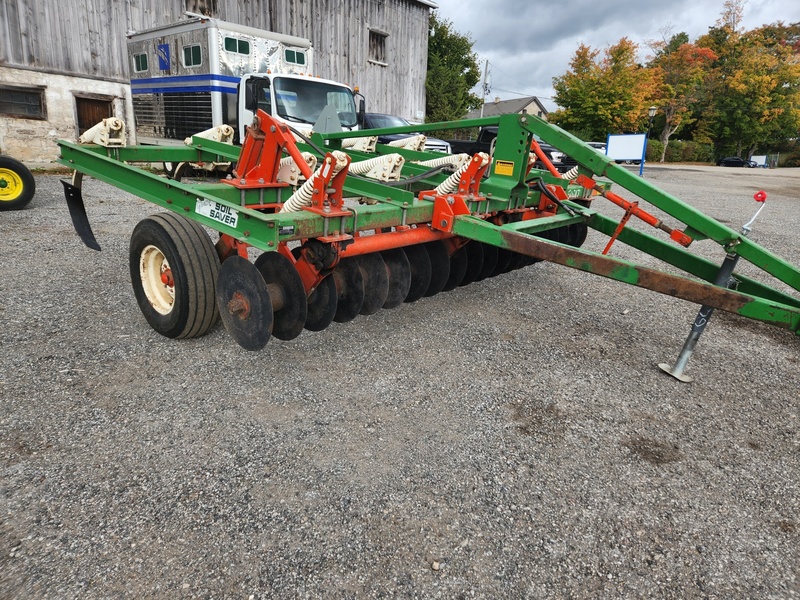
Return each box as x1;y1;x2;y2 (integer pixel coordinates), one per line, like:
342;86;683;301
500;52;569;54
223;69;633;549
425;14;482;124
550;38;657;140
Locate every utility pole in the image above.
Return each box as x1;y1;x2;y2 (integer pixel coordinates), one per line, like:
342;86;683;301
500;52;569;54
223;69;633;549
479;59;489;118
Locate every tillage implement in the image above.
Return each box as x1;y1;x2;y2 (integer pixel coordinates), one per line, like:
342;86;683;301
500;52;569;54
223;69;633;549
57;113;800;380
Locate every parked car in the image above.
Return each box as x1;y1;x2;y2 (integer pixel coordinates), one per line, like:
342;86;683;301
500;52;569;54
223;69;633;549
446;126;578;173
361;113;451;153
717;156;758;168
586;141;607;152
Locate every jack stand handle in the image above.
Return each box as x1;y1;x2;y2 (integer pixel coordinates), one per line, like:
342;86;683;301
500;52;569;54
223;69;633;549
658;190;767;382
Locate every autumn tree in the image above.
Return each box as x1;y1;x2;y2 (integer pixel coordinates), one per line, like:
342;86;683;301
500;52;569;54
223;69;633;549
647;32;717;161
550;38;657;140
698;20;800;157
546;44;603;137
425;14;482;124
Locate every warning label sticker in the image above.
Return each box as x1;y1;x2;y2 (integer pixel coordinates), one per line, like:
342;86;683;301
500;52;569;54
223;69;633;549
494;160;515;176
196;199;239;228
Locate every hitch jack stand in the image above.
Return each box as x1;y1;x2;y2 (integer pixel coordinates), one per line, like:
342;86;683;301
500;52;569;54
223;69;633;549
658;253;740;382
659;191;768;382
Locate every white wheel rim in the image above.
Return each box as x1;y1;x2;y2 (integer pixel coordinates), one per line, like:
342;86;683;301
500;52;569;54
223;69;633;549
140;244;175;315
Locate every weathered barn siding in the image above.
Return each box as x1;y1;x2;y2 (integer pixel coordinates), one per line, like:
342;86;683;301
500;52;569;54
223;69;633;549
0;0;433;160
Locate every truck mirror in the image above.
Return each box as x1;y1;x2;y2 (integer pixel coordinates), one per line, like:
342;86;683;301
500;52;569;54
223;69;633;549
358;97;366;127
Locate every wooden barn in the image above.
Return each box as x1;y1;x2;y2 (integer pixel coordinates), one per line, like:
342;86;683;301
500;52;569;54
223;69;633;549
0;0;436;161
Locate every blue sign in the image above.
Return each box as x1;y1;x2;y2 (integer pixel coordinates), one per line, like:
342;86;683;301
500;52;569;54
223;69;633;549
157;44;170;71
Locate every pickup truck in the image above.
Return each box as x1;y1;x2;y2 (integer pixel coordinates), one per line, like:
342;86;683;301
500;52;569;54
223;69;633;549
447;126;577;173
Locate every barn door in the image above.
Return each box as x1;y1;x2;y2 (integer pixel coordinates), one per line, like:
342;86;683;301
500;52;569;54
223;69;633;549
76;97;113;135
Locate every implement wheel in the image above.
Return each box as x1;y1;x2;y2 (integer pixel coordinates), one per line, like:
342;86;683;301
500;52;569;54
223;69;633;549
129;213;220;338
0;156;36;211
163;162;190;182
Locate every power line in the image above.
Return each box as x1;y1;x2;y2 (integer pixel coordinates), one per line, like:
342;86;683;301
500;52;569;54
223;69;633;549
492;87;555;100
478;59;555;100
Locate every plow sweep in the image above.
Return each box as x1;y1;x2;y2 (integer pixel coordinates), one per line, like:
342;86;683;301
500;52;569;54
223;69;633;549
57;112;800;377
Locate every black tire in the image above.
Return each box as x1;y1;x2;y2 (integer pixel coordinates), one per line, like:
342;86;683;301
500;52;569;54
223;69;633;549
0;156;36;211
163;162;190;181
129;212;220;338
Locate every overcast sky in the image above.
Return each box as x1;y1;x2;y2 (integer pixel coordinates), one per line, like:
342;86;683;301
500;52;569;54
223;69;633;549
430;0;800;111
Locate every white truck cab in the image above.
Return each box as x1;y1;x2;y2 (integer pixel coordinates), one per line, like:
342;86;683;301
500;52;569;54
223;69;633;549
128;14;360;145
239;72;360;140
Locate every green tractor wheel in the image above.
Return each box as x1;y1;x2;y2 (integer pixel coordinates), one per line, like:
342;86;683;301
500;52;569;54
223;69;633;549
0;156;36;211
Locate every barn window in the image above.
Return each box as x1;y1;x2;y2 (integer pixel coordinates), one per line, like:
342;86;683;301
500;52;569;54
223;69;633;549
183;44;202;67
0;85;46;120
368;30;388;65
224;37;250;55
133;53;149;73
284;49;306;66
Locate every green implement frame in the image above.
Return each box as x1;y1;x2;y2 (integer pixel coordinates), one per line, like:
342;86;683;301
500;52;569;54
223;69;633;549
57;112;800;341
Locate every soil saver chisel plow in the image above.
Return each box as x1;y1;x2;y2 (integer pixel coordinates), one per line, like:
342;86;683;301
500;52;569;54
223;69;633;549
57;112;800;377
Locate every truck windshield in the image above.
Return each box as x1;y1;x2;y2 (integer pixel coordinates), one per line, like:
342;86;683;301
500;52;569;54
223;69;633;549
273;77;358;128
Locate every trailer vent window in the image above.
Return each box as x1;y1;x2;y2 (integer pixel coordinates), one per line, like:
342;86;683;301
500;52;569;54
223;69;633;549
224;37;250;55
133;53;149;73
0;85;46;119
183;44;202;67
368;30;388;65
284;49;306;66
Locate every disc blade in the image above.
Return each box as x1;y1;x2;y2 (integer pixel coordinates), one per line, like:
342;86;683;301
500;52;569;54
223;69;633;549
505;251;528;272
424;240;451;297
254;251;307;341
403;243;432;303
381;248;411;308
333;257;365;322
476;243;498;281
305;275;337;331
491;248;513;277
357;252;390;315
216;255;273;351
459;241;484;286
441;245;468;292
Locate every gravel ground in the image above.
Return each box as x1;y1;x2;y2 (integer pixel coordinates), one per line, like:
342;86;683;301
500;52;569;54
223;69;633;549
1;164;799;598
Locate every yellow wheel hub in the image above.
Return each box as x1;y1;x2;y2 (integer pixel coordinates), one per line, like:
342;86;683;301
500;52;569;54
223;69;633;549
0;168;24;202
